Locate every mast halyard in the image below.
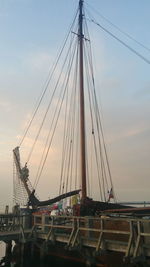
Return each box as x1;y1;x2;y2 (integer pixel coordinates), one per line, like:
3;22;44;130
79;0;87;200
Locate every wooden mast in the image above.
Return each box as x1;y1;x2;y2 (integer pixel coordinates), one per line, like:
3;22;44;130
79;0;87;200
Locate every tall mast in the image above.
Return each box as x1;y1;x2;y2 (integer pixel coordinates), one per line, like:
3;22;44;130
79;0;87;200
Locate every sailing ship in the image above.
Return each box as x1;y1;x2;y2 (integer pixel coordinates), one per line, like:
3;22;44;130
12;0;149;216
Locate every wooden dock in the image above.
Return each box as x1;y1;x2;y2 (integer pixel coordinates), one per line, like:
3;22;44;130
0;213;150;266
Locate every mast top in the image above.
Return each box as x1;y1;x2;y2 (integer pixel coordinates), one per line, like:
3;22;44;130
79;0;84;10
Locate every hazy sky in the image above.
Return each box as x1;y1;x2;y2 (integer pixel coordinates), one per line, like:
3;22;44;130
0;0;149;209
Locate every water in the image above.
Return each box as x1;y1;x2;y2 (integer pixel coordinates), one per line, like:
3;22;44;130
23;257;85;267
0;244;85;267
11;257;85;267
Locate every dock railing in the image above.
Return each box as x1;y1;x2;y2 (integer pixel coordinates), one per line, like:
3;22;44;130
0;213;32;242
0;213;150;261
32;214;150;260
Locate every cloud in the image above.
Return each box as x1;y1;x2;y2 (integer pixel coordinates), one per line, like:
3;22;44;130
16;117;61;167
0;100;12;112
124;126;147;138
107;123;148;145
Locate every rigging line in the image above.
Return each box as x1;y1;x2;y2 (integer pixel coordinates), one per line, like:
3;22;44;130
69;113;77;193
90;131;93;197
89;19;150;65
63;65;75;193
84;16;105;120
79;45;91;197
85;20;105;199
65;140;72;193
27;34;77;164
84;29;107;201
35;82;72;190
84;124;91;197
35;32;78;189
69;60;78;193
69;142;74;193
95;95;116;201
59;34;78;195
75;89;80;190
88;35;115;196
64;92;74;193
59;75;69;195
85;49;110;201
83;44;92;197
59;35;73;195
95;86;116;200
90;60;114;199
84;37;109;194
85;133;90;197
92;96;107;201
34;42;78;189
59;42;78;194
62;61;77;193
34;82;68;189
85;3;150;53
85;27;116;200
33;40;78;189
88;93;105;201
69;46;79;192
19;9;79;147
59;88;69;195
60;45;79;194
60;24;80;194
33;42;76;189
72;63;79;191
82;38;95;199
64;0;85;194
74;73;80;190
84;46;103;201
34;45;76;189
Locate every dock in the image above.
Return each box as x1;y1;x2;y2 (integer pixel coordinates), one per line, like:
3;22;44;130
0;212;150;266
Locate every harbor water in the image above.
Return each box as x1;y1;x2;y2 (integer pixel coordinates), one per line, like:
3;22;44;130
0;243;85;267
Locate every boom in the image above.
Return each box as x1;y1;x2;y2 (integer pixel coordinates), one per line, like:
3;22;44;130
13;147;32;197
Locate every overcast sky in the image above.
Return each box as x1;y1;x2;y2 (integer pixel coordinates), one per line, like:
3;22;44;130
0;0;149;209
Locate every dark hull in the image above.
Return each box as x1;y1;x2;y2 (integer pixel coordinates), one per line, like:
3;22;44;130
73;198;133;216
79;198;150;216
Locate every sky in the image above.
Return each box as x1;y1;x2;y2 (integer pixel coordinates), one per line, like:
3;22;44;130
0;0;149;210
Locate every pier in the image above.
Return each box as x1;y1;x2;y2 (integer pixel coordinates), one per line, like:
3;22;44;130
0;212;150;266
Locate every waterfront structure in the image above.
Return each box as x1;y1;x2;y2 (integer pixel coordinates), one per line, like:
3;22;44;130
0;212;150;266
